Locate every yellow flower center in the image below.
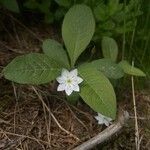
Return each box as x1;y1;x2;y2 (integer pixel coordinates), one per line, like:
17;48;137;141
67;79;72;84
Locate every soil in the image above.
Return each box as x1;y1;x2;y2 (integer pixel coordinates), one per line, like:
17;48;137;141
0;82;102;149
0;13;150;150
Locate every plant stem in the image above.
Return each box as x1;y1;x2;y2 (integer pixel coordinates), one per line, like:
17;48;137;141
122;0;126;60
131;61;140;150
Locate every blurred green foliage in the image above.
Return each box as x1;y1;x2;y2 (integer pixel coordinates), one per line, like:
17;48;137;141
0;0;149;88
0;0;19;13
0;0;142;37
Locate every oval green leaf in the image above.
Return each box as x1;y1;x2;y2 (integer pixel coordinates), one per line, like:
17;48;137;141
3;53;62;84
78;64;116;119
119;60;146;77
102;36;118;62
42;39;70;68
62;4;95;67
91;58;124;79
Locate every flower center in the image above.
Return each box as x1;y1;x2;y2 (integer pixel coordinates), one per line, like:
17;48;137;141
67;79;72;84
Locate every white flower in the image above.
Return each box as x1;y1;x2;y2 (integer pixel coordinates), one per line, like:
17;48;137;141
56;68;83;96
95;113;112;126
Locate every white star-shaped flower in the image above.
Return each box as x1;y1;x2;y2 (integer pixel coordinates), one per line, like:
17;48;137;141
95;113;112;126
56;68;83;96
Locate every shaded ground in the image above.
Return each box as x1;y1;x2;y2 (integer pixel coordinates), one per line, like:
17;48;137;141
0;13;150;150
0;81;149;150
100;90;150;150
0;82;102;149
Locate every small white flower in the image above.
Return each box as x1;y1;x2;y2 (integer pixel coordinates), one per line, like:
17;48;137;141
95;113;112;126
56;68;83;96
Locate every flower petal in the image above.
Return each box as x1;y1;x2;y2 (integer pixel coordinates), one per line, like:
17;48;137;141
57;84;65;91
62;68;69;77
98;120;105;125
77;77;83;84
106;117;112;122
70;69;78;76
56;68;83;96
104;121;110;126
65;87;73;95
95;116;104;124
98;113;104;118
95;113;112;126
73;84;79;92
56;76;65;84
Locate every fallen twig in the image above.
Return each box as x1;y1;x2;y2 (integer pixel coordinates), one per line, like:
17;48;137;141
0;130;50;149
0;106;39;149
73;109;129;150
131;61;140;150
32;86;80;142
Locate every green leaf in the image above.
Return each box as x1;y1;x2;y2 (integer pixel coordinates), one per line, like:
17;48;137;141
115;21;135;34
1;0;19;13
119;60;146;77
54;8;66;21
113;11;125;23
100;20;115;30
93;4;108;21
78;64;116;119
62;4;95;67
102;36;118;62
108;0;119;16
91;59;124;79
42;39;69;68
3;53;62;84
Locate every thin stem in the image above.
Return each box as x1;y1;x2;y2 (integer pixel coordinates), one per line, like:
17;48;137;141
131;61;140;150
129;0;142;60
122;0;126;60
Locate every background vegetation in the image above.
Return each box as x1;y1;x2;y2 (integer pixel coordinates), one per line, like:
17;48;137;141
0;0;149;149
1;0;149;83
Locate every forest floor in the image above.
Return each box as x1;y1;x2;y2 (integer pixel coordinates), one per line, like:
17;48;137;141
0;14;150;150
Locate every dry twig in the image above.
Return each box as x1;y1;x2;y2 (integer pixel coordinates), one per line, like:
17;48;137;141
32;86;80;142
73;110;129;150
0;41;25;54
0;111;41;149
0;130;50;148
131;61;140;150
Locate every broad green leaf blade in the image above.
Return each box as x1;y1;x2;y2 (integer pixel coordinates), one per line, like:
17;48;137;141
119;60;146;77
3;53;62;84
102;36;118;62
91;59;124;79
1;0;19;13
42;39;70;68
78;64;116;119
62;4;95;66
